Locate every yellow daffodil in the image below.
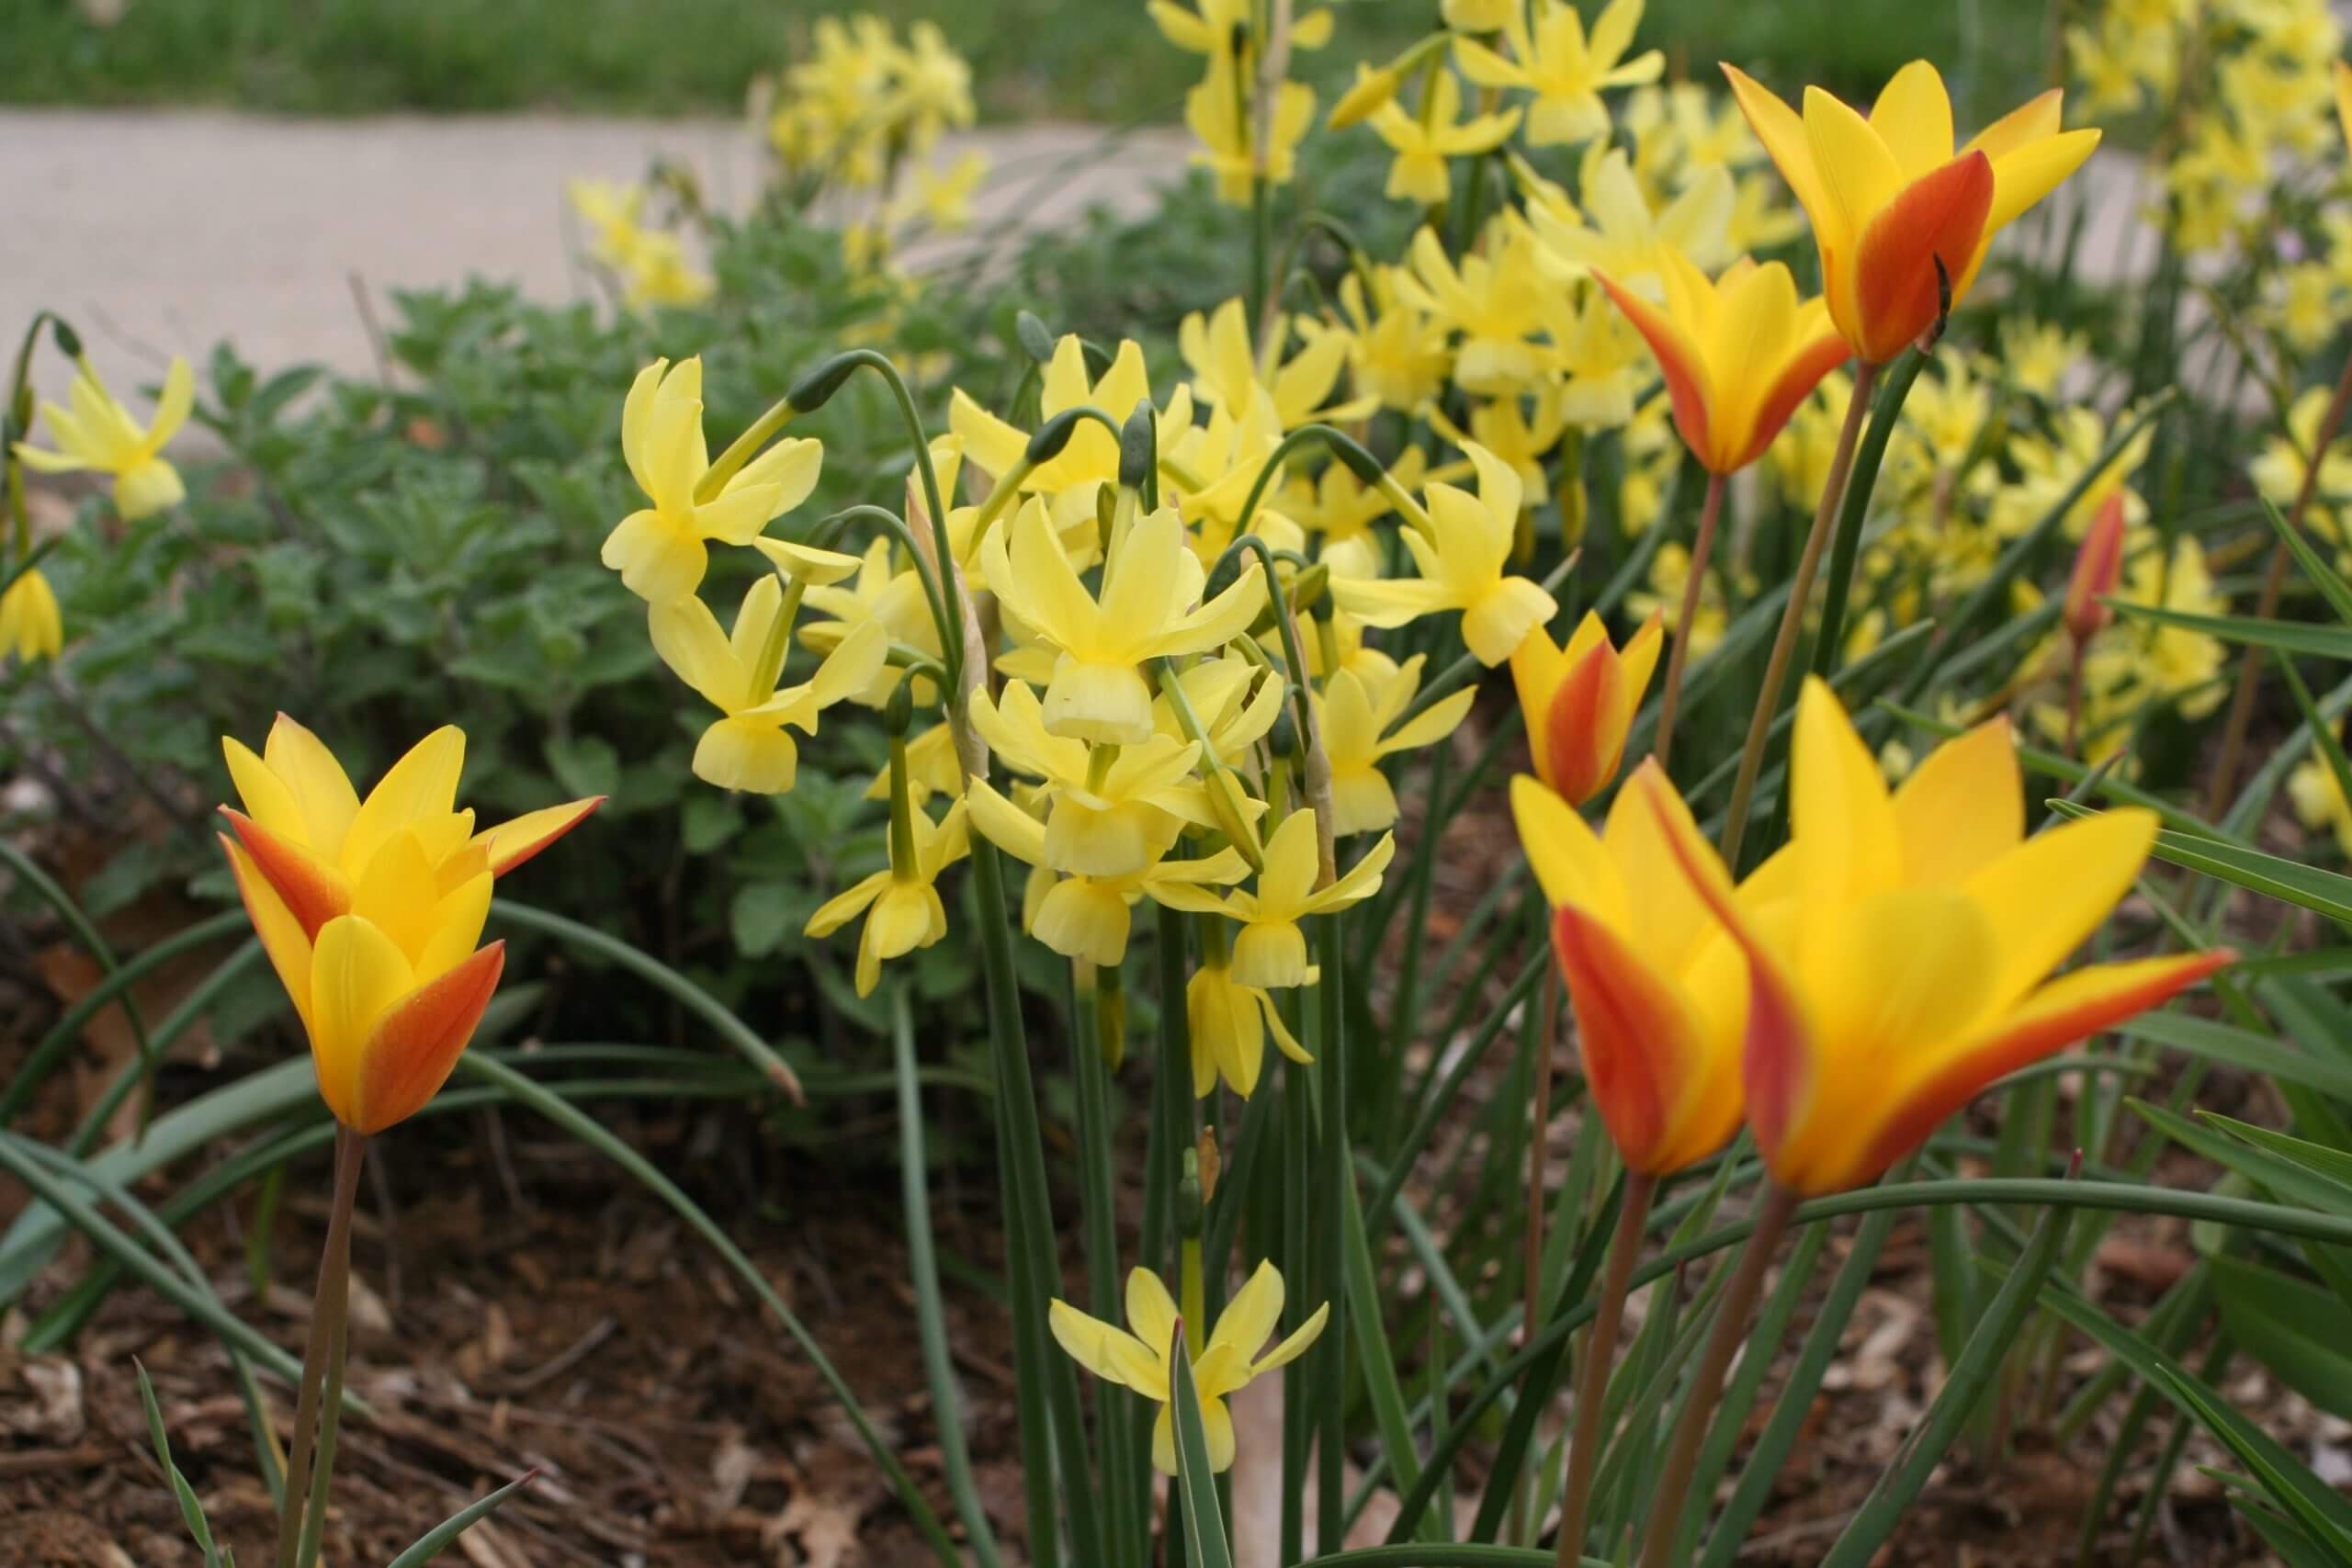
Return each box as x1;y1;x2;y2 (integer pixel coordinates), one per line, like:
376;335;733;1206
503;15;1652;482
651;575;890;795
1317;657;1477;835
965;777;1249;963
982;499;1267;745
890;150;990;232
798;536;947;708
1510;608;1663;806
1453;0;1663;147
1368;70;1521;205
1152;652;1286;761
1519;145;1736;284
970;680;1224;878
1279;446;1430;549
1725;61;2100;363
1329;440;1558;665
1511;766;1746;1172
805;799;971;996
218;717;600;1134
1187;937;1312;1098
1051;1261;1328;1472
1999;319;2087;400
1159;384;1304;558
1430;389;1567;504
0;568;62;663
601;357;823;602
1595;251;1850;475
1667;679;2229;1194
1151;0;1334;61
567;179;712;309
1156;810;1393;987
1396;226;1549;395
1187;55;1317;205
1326;268;1453;412
15;355;193;522
1179;297;1376;430
951;335;1151;528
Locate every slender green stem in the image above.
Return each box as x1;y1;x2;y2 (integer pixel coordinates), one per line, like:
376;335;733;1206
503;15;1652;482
889;988;1004;1568
1230;423;1399;541
1653;472;1724;773
1555;1170;1654;1566
1317;911;1349;1547
696;395;797;502
1510;967;1560;1543
1633;1185;1798;1568
1806;347;1928;687
276;1125;362;1568
808;503;952;655
1717;358;1879;868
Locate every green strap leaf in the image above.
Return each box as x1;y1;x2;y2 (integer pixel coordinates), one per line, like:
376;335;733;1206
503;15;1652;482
2048;800;2352;928
135;1359;222;1567
382;1471;537;1568
1168;1321;1235;1568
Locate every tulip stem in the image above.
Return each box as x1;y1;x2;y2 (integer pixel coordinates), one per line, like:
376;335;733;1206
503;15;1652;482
1718;358;1879;869
2207;347;2352;820
1510;966;1561;1544
1634;1182;1798;1568
1555;1167;1656;1567
276;1125;364;1568
1653;471;1726;773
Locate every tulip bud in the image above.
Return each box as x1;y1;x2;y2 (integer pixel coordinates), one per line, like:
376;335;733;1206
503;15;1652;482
2064;491;2126;647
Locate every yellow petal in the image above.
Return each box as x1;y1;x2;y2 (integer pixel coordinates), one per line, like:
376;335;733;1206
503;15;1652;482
1510;773;1629;927
308;914;416;1130
1801;85;1902;256
1867;61;1954;178
1963;807;2155;1013
1208;1259;1284;1362
344;725;466;878
262;715;362;852
1889;716;2020;887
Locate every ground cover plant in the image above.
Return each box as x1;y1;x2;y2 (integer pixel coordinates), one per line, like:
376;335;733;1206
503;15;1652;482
13;1;2352;1564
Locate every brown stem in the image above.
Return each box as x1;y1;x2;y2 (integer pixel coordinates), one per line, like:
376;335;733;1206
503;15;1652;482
276;1124;364;1568
1634;1184;1800;1568
2064;641;2086;761
1555;1168;1658;1567
1719;360;1880;868
1654;471;1727;773
2207;350;2352;819
1511;968;1564;1544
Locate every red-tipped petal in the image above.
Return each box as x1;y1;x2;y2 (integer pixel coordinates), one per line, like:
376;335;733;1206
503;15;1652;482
1544;636;1630;808
1552;906;1693;1173
219;807;351;939
355;941;506;1134
1844;949;2231;1190
1849;151;1994;364
474;795;605;877
1594;270;1716;471
2064;491;2127;645
1732;331;1854;472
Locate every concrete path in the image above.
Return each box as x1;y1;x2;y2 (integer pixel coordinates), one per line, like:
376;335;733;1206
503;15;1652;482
0;110;1188;411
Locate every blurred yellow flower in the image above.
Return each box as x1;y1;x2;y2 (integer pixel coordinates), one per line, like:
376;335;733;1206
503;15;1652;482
1453;0;1662;147
805;798;971;996
15;355;193;522
0;567;62;664
1368;71;1521;205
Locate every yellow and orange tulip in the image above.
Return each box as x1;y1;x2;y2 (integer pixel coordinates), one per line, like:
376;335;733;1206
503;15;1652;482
1724;61;2098;365
2064;491;2127;647
1511;767;1747;1174
1661;679;2228;1194
1595;253;1850;476
1509;609;1663;807
219;716;602;1134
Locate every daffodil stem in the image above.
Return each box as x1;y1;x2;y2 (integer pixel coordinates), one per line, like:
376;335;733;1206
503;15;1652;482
275;1125;363;1568
1634;1183;1798;1568
1718;357;1879;869
1555;1167;1656;1568
2208;346;2352;819
1316;911;1349;1547
1653;471;1726;773
697;395;797;502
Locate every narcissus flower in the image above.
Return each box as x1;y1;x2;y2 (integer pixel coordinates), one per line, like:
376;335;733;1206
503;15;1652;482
1050;1261;1328;1472
1511;767;1747;1173
1368;71;1521;205
14;355;193;521
0;568;62;663
970;680;1226;879
1510;609;1664;806
805;799;971;996
1724;61;2099;364
1453;0;1663;147
1316;658;1477;835
1595;252;1850;475
951;336;1151;527
1157;810;1393;987
218;717;601;1134
1666;679;2230;1194
982;499;1265;745
1179;297;1376;430
1329;441;1558;665
1187;942;1311;1098
601;357;823;602
651;575;890;794
1186;55;1317;205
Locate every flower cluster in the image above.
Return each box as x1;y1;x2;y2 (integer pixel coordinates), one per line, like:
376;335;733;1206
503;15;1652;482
762;15;976;191
567;177;714;310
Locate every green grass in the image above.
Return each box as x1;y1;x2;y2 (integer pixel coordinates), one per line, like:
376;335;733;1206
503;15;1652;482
0;0;2049;123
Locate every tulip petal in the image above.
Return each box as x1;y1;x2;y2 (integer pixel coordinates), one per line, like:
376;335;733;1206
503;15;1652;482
1848;150;1993;362
472;796;605;876
1867;61;1954;178
1975;130;2101;258
1790;677;1898;926
1542;629;1629;807
1552;903;1710;1172
309;915;417;1132
356;940;503;1134
220;836;313;1033
1510;773;1629;925
220;807;353;939
1958;86;2062;164
1803;85;1904;260
1598;268;1718;469
1890;715;2020;886
1964;807;2156;1014
1723;64;1833;238
1846;949;2230;1190
345;725;467;877
262;714;363;852
1733;327;1851;471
